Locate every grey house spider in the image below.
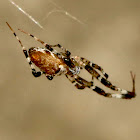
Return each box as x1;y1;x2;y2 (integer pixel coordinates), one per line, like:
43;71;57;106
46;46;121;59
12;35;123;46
6;22;136;99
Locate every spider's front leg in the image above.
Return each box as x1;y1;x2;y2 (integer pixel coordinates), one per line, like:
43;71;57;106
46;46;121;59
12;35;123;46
6;22;43;78
90;72;136;99
84;63;136;98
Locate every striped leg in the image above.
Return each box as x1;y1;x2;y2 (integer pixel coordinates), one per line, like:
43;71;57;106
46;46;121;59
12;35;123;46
6;22;42;77
18;28;46;46
66;72;135;99
66;70;93;89
73;73;136;99
85;65;115;89
74;75;93;88
66;73;135;99
85;64;136;97
65;74;86;89
91;72;135;99
50;44;71;56
80;57;109;79
90;84;135;99
18;29;59;55
89;62;108;79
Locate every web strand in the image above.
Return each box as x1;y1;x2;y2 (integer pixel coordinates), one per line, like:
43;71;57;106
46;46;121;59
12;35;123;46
9;0;85;29
9;0;44;29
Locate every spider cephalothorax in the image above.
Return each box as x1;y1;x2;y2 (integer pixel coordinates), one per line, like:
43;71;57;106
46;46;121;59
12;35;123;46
6;22;136;99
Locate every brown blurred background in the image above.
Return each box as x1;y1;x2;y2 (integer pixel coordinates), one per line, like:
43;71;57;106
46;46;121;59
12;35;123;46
0;0;140;140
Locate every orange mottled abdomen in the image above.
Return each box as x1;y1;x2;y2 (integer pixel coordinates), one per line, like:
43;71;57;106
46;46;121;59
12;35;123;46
29;48;66;75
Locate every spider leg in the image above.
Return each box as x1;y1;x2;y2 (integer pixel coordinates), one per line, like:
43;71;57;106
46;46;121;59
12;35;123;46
66;70;93;89
50;44;71;56
85;64;136;98
74;75;94;88
92;76;94;82
18;28;70;58
91;72;136;99
90;62;108;79
90;84;135;99
65;74;85;89
18;28;60;56
18;28;46;46
6;22;43;77
85;64;115;88
71;74;135;99
80;57;109;79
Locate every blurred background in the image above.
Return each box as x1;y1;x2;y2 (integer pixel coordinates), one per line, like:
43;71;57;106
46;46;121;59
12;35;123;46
0;0;140;140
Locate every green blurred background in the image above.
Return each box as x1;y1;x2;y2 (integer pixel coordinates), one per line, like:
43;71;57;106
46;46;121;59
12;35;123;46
0;0;140;140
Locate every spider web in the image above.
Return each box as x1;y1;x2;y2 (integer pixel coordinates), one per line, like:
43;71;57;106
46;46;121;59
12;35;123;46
9;0;86;31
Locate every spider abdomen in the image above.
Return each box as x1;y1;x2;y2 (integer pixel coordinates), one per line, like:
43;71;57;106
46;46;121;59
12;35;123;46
29;47;66;75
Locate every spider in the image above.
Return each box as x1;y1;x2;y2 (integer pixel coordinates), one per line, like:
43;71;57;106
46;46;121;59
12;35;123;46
6;22;136;99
